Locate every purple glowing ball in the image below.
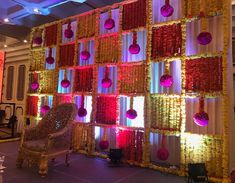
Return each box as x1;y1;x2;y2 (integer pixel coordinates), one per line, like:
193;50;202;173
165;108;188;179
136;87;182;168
126;109;137;119
61;79;70;88
161;4;174;17
78;107;87;117
129;43;140;54
81;50;91;60
34;37;42;45
31;81;39;90
41;105;50;115
104;18;115;30
99;140;109;150
157;147;169;161
64;29;74;39
197;32;212;45
160;74;173;88
193;111;209;126
46;56;55;64
101;78;112;88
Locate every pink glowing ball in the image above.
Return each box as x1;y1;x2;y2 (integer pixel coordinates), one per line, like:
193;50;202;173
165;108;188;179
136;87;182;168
193;111;209;126
157;147;169;161
126;109;137;119
101;78;112;88
41;105;50;115
61;79;70;88
31;81;39;90
129;43;140;54
64;29;74;39
197;32;212;45
160;74;173;88
161;4;174;17
81;50;91;60
78;107;87;117
99;140;109;150
34;37;42;45
46;56;55;64
104;18;115;30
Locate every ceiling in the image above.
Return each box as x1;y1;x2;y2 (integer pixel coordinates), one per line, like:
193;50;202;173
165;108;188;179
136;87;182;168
0;0;123;47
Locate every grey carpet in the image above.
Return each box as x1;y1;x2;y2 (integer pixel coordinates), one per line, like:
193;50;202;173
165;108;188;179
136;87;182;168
0;141;186;183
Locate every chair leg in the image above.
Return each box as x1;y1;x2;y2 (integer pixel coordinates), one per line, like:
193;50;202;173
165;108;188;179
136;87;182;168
65;153;70;167
16;149;24;168
39;155;48;178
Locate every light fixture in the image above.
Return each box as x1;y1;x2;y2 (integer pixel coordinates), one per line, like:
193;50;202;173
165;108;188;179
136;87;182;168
4;18;9;23
33;8;40;13
4;45;7;48
23;40;28;43
26;7;50;15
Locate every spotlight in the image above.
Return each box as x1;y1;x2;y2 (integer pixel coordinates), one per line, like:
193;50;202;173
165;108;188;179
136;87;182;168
4;18;9;23
4;45;7;48
33;8;40;14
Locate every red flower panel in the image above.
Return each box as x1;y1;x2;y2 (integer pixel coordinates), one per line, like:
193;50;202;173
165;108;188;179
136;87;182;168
74;67;93;92
152;24;182;59
54;95;72;106
26;96;38;116
185;57;223;92
45;24;58;47
96;96;117;125
59;44;75;67
122;0;146;30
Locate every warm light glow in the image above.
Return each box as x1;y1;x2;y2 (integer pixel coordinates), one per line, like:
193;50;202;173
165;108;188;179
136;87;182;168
23;40;28;43
183;133;205;151
4;45;7;48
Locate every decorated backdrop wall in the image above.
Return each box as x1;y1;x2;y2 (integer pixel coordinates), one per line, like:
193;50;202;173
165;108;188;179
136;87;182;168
26;0;231;182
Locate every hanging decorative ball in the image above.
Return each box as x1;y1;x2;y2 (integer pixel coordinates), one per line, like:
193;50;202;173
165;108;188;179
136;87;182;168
78;107;87;117
104;18;115;30
129;43;140;54
41;105;50;115
193;111;209;126
33;37;42;45
157;147;169;161
31;81;39;90
61;79;70;88
160;4;174;17
81;50;91;60
64;29;74;39
99;140;109;150
46;56;55;64
101;78;112;88
126;109;137;119
160;74;173;88
197;32;212;45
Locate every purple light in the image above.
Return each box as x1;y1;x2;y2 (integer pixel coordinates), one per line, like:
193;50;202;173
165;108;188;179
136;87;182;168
101;78;112;88
61;79;70;88
78;107;87;117
160;74;173;88
129;43;140;54
193;111;209;126
160;4;174;17
126;109;137;119
197;32;212;45
104;18;115;30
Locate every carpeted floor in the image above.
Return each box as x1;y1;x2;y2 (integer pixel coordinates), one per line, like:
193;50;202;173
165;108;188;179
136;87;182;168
0;141;186;183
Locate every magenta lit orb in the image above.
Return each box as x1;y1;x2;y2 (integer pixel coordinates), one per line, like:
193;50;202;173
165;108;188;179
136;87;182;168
197;32;212;45
104;18;115;30
193;111;209;126
33;37;42;45
101;78;112;88
78;107;87;117
161;4;174;17
46;56;55;64
31;81;39;90
160;74;173;88
64;29;74;39
41;105;50;115
126;109;137;119
81;50;91;60
157;147;169;161
99;140;109;150
129;43;140;54
61;79;70;88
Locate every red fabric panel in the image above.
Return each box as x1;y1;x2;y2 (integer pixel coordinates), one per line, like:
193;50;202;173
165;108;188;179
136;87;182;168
151;24;182;58
96;96;117;125
122;0;146;30
59;44;75;67
55;95;72;105
74;67;93;92
26;96;38;116
44;24;58;46
185;57;223;92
